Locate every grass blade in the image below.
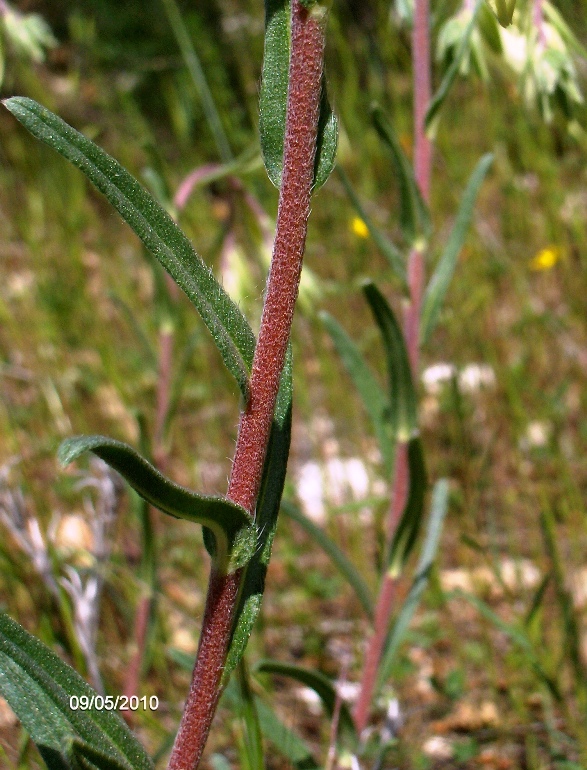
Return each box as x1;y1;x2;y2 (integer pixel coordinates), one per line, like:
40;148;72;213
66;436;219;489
0;614;153;770
320;310;394;474
3;97;255;400
281;500;375;620
377;479;448;687
448;589;562;700
425;0;483;131
372;105;431;247
363;283;418;443
236;660;265;770
159;0;232;163
58;435;255;574
421;153;493;344
260;0;337;190
255;660;357;743
335;166;407;289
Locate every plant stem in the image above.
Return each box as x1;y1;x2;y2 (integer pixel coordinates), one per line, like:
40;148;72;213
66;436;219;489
353;0;432;735
167;4;326;767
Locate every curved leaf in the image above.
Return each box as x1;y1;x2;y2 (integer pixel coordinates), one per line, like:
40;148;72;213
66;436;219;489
58;436;255;573
335;166;407;289
421;153;493;344
260;0;337;190
282;500;374;620
255;660;357;743
386;438;427;577
321;310;394;474
372;105;431;247
2;97;255;400
377;479;448;687
223;346;293;678
0;613;153;770
363;283;418;443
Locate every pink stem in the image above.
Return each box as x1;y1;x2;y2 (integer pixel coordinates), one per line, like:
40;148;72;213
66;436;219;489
353;0;432;734
167;5;326;768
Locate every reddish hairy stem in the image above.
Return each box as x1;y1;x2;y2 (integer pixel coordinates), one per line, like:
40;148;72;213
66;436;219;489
353;0;432;734
167;5;326;768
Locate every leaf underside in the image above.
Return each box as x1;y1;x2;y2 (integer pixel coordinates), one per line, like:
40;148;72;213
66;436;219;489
59;435;255;573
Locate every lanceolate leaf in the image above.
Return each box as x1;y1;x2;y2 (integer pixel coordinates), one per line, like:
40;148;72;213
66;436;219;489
335;166;407;289
260;0;337;190
363;283;418;442
255;660;357;743
0;614;153;770
281;500;374;620
2;97;255;400
421;153;493;344
58;436;255;574
372;105;431;247
223;347;293;678
377;479;448;688
425;0;483;131
386;438;427;578
320;310;394;474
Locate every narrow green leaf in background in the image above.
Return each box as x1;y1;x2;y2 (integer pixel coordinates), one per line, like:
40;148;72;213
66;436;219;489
0;614;153;770
320;310;394;474
223;347;293;678
386;438;427;578
236;660;265;770
371;105;431;248
58;436;255;574
281;500;374;619
421;153;493;344
335;166;407;288
260;0;337;190
255;660;357;744
363;283;418;442
425;0;484;131
2;97;255;400
377;479;448;688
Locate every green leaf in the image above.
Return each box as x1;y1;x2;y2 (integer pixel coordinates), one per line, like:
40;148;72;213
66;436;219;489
371;105;431;248
335;166;407;290
386;438;427;578
255;660;357;744
0;614;152;770
420;153;492;344
58;436;255;574
2;97;255;400
320;310;393;474
223;347;293;677
281;500;374;619
260;0;337;190
363;283;418;443
425;0;484;131
377;479;448;687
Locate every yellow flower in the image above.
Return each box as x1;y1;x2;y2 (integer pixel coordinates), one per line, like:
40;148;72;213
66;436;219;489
351;216;369;239
530;245;563;271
